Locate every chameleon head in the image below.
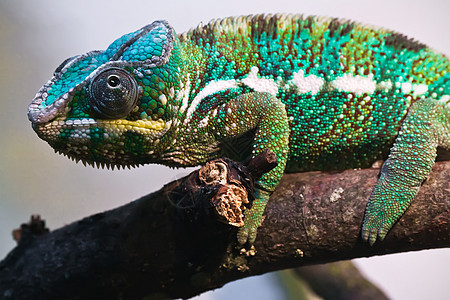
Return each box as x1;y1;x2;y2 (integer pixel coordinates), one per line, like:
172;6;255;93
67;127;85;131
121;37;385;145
28;21;183;167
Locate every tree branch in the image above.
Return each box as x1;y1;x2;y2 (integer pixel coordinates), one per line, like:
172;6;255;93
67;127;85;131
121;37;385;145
0;157;448;300
279;261;389;300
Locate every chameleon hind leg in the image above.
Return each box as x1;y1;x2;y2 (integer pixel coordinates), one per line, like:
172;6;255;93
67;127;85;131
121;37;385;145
362;98;450;245
210;92;290;245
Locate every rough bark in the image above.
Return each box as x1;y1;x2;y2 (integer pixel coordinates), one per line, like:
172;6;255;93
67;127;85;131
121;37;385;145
0;157;448;300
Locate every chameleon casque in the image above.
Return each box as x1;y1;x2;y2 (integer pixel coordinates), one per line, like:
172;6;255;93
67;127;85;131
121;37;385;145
28;14;450;245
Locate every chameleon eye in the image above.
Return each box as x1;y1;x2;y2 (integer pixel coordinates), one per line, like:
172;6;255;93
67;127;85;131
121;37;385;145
89;68;140;119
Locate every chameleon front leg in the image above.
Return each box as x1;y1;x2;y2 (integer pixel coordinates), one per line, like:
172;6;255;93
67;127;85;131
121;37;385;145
362;98;450;245
209;92;290;244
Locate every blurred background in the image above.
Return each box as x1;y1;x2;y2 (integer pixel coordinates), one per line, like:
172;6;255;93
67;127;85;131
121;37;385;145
0;0;449;299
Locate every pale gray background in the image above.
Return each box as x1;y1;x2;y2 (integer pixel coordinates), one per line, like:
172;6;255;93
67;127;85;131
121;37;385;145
0;1;449;299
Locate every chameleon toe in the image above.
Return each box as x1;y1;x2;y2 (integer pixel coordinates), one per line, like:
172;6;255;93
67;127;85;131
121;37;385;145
237;227;250;245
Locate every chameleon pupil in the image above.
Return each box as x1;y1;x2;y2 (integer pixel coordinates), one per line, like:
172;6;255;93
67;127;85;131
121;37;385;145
107;75;121;88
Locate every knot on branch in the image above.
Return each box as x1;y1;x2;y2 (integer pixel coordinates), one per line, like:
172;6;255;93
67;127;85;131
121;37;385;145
12;215;50;244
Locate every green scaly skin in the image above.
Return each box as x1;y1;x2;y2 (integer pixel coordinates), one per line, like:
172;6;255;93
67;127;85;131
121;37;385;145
28;14;450;245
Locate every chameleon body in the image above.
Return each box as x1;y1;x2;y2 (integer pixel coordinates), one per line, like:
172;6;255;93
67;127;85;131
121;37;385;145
28;14;450;245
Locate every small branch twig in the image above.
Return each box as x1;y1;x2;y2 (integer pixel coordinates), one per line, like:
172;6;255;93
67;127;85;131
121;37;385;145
280;261;389;300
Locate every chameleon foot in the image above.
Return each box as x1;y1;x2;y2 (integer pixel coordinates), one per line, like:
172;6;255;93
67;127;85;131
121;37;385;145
236;189;271;245
237;220;258;245
361;162;418;245
361;214;392;246
362;99;448;245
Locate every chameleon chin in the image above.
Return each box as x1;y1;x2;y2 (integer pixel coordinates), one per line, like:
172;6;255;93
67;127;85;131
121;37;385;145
28;14;450;245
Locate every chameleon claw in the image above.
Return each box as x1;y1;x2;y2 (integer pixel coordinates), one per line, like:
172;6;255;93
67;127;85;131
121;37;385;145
361;226;369;241
237;228;249;245
361;226;376;245
362;216;392;245
377;227;389;242
367;230;379;246
237;224;258;245
247;228;258;245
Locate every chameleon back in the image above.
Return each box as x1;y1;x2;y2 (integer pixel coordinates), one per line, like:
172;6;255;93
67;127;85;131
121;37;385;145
178;14;450;171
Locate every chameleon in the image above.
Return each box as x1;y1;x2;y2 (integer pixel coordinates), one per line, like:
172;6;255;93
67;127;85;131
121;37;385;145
28;14;450;245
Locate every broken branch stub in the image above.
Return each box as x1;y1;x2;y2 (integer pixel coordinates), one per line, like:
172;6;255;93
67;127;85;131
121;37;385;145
196;150;279;227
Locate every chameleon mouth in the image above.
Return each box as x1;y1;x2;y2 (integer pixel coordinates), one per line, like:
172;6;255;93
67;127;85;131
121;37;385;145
32;117;172;168
33;118;169;140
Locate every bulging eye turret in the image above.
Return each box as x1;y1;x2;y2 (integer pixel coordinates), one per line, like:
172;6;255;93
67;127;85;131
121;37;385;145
89;68;140;119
